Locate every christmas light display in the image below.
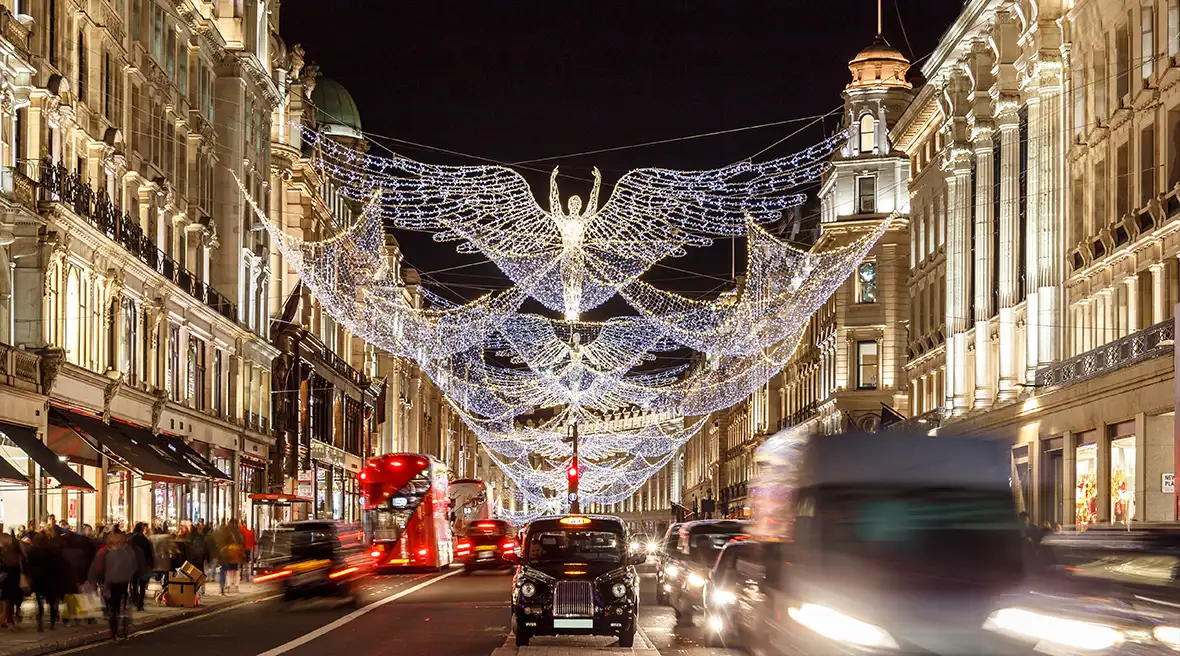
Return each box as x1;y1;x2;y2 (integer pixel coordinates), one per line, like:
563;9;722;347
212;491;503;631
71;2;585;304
237;126;889;508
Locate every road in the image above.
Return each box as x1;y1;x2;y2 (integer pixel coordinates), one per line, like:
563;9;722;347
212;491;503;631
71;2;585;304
55;563;736;656
53;567;739;656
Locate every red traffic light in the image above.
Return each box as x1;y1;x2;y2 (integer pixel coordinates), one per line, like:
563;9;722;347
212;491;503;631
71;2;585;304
567;465;578;479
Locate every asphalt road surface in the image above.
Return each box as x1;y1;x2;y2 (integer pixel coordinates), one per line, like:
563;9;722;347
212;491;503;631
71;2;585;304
52;567;740;656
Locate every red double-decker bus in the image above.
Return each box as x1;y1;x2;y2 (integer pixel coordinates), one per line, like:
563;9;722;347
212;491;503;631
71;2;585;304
359;453;453;569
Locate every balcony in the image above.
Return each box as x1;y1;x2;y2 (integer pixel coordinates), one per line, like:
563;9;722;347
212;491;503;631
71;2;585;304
0;5;30;59
36;160;238;323
1034;319;1175;391
783;401;818;428
0;343;40;392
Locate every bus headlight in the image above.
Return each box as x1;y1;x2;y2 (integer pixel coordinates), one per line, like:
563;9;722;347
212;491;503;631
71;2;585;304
788;603;899;650
520;582;537;598
984;608;1123;652
611;582;628;598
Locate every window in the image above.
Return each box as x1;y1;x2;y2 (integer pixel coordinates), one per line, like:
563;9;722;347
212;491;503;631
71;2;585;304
166;28;176;81
103;52;112;119
1143;6;1156;80
1116;141;1130;217
1094;159;1108;229
1094;47;1108;119
187;337;206;410
1170;108;1180;190
48;0;56;66
1142;124;1156;205
178;40;188;98
123;299;138;386
857;176;876;213
1170;0;1180;58
131;0;142;43
856;341;879;390
245;97;253;146
1117;23;1130;101
213;349;223;416
77;31;86;104
152;6;164;64
65;270;81;365
857;261;877;303
168;325;180;402
858;113;876;154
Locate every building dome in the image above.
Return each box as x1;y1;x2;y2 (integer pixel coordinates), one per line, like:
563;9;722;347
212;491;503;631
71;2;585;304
847;35;911;90
311;77;363;140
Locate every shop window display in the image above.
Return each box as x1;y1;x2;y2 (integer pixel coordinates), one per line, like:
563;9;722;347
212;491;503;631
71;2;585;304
1076;443;1098;527
1111;436;1136;524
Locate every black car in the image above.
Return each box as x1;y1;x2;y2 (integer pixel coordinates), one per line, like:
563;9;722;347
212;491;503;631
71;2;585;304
654;522;682;605
457;519;516;574
253;521;369;605
703;538;763;649
666;519;750;626
509;515;646;647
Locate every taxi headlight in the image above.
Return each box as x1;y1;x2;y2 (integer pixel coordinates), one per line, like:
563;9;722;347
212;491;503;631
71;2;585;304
664;564;679;578
1155;626;1180;648
520;581;537;598
610;582;628;598
984;608;1123;652
687;573;706;588
646;540;660;554
788;603;899;650
629;540;640;552
712;589;736;605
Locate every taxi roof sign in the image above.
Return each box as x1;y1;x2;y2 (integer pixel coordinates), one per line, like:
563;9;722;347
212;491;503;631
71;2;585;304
559;516;591;526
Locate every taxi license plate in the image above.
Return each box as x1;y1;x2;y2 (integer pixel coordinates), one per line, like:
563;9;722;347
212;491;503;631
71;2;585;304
478;552;493;560
554;619;594;629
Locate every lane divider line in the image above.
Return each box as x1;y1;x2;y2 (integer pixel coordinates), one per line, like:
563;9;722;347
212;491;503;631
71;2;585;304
255;569;462;656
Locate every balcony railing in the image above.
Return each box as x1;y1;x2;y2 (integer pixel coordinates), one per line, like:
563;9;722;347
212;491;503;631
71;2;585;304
783;401;818;428
36;160;238;323
0;343;40;392
1034;318;1175;391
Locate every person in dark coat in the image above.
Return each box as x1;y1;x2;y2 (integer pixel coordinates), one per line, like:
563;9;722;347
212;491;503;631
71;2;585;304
129;524;154;611
59;529;96;624
0;530;25;629
27;526;68;631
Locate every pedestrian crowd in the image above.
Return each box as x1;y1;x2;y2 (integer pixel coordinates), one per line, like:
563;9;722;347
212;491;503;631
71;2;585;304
0;515;256;642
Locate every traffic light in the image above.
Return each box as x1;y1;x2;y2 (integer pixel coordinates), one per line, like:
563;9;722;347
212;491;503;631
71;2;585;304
567;458;580;512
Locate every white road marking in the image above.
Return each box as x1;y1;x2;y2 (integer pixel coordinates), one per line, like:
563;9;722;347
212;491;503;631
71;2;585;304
255;569;461;656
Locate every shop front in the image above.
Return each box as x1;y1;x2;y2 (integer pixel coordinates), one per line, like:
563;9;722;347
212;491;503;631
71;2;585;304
0;420;95;530
309;440;361;521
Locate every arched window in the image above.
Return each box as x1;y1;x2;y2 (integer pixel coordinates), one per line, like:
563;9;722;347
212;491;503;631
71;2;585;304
65;270;81;364
859;113;876;154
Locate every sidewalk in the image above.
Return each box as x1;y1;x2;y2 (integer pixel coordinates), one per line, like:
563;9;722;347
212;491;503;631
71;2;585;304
1;581;272;656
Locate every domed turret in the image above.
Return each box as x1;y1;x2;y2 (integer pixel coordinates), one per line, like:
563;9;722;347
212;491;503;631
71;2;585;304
847;35;911;90
311;77;363;140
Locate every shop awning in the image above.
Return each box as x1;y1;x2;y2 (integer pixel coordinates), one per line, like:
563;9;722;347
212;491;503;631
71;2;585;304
158;435;232;481
0;454;28;485
248;493;312;505
50;408;189;484
0;421;92;490
110;422;207;479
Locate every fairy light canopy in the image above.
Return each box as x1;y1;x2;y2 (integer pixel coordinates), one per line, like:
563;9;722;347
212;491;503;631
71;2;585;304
245;120;889;513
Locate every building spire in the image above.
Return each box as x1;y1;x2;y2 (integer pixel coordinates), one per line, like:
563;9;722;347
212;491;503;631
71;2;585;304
877;0;883;36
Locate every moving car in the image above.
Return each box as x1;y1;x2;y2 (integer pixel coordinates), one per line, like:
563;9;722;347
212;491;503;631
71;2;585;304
703;538;762;649
666;519;750;626
509;514;646;647
654;522;682;605
457;519;516;574
253;520;369;606
746;428;1031;654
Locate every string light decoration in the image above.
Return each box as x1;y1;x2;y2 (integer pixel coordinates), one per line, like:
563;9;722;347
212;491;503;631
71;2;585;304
237;126;890;508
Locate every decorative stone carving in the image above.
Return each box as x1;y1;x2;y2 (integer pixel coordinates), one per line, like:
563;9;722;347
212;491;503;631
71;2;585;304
289;44;306;80
102;376;123;423
150;388;168;435
300;63;320;99
36;347;65;395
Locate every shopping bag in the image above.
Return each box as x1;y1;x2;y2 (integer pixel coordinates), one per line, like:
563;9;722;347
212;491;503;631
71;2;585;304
77;589;102;620
63;593;83;619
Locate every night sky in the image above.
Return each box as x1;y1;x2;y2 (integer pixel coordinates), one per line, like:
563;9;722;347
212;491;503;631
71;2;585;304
281;1;964;307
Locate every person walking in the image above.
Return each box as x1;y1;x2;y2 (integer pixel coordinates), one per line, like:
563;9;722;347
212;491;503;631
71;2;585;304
239;520;256;579
129;524;154;611
89;529;138;642
59;526;96;624
27;525;68;631
0;530;25;629
214;521;244;595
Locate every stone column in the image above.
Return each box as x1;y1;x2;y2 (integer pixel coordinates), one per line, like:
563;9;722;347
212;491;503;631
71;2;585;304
1025;93;1042;383
974;132;996;409
1152;263;1168;324
996;108;1021;401
945;154;973;416
1038;56;1065;368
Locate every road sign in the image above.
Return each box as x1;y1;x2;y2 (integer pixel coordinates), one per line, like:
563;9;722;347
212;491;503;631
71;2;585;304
1164;473;1175;493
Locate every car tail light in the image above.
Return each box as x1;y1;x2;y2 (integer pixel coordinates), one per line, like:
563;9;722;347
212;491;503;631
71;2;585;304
418;548;428;556
329;566;360;580
501;539;515;553
253;569;293;583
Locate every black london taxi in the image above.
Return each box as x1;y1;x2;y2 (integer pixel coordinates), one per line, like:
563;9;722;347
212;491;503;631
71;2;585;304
508;514;646;647
252;520;370;606
456;519;516;574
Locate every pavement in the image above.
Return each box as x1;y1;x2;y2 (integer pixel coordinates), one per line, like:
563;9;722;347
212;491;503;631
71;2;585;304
1;567;739;656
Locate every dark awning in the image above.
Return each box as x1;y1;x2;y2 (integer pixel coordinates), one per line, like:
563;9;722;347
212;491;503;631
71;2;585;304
0;454;28;485
49;408;189;484
110;422;207;479
0;421;92;490
158;435;231;481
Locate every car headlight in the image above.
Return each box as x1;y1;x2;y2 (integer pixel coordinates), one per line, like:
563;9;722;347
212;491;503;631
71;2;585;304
664;564;679;578
712;589;736;605
629;540;640;552
520;581;537;598
646;541;660;554
788;603;899;650
687;573;706;588
708;615;725;633
983;608;1123;652
1156;626;1180;648
610;582;628;598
